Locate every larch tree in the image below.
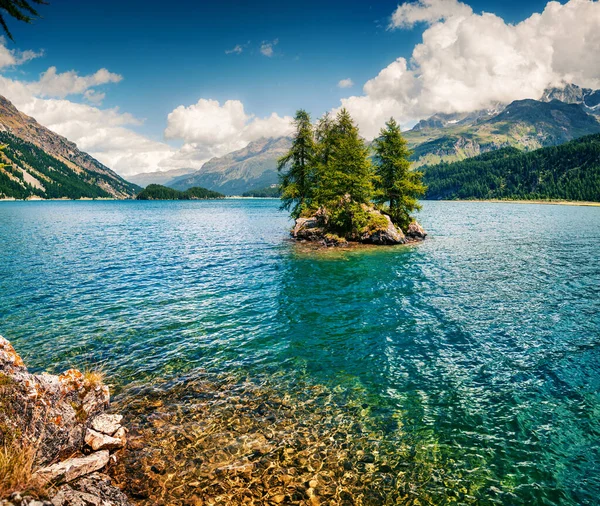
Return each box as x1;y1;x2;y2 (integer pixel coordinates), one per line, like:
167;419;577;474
316;108;373;209
373;117;426;229
277;109;317;218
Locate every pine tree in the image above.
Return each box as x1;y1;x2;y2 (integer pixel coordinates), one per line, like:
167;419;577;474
277;109;317;218
0;0;47;40
316;109;373;207
312;109;375;234
373;118;426;229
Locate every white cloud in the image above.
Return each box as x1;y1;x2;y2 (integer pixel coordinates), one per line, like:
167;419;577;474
389;0;472;28
225;44;243;55
83;89;105;105
339;0;600;138
27;66;123;100
338;78;354;89
165;98;293;159
260;39;278;57
0;36;43;68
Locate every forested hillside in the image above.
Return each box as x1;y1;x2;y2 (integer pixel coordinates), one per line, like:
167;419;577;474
423;134;600;201
0;95;138;199
0;133;124;199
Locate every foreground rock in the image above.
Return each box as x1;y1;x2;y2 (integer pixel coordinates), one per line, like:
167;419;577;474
292;205;426;247
0;336;131;506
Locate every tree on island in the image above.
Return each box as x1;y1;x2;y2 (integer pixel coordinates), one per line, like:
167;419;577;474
373;118;426;229
277;109;316;218
314;109;375;235
278;108;427;244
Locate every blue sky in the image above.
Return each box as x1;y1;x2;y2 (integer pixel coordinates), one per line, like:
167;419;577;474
0;0;597;176
6;0;551;137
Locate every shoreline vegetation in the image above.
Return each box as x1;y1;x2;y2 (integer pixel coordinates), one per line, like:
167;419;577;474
135;184;224;200
278;109;427;247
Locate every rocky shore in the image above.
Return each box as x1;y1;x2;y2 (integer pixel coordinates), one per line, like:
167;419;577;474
291;206;427;247
0;336;131;506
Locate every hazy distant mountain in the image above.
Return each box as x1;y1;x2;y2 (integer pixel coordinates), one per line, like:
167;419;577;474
128;167;196;188
410;105;504;131
168;137;292;195
0;95;138;199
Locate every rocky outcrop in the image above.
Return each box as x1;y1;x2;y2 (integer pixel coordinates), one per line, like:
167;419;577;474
405;221;427;241
0;336;130;506
291;206;425;247
360;213;406;245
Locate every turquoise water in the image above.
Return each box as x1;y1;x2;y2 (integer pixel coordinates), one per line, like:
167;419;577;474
1;200;599;504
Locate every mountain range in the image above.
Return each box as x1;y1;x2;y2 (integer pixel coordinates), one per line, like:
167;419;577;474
1;83;600;200
164;84;600;195
0;95;138;199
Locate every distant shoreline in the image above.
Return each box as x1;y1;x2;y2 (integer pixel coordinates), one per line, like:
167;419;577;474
431;199;600;207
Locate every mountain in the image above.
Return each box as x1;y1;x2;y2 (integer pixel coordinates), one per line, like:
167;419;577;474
128;167;196;188
403;98;600;167
422;133;600;201
540;83;600;114
168;137;292;195
410;105;504;131
0;95;138;199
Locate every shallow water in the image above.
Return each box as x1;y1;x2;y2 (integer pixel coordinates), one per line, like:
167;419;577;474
1;200;599;504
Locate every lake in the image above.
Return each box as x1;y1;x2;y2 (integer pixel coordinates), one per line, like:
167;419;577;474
1;199;599;505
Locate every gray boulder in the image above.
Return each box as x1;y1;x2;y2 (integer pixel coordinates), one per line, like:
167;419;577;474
406;221;427;241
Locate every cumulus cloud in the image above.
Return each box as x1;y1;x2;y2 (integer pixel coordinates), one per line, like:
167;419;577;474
260;39;278;57
389;0;472;28
0;74;179;176
165;98;293;159
339;0;600;138
338;78;354;89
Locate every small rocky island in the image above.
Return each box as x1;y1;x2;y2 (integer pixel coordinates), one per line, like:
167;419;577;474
278;109;427;247
292;203;426;246
0;336;131;506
